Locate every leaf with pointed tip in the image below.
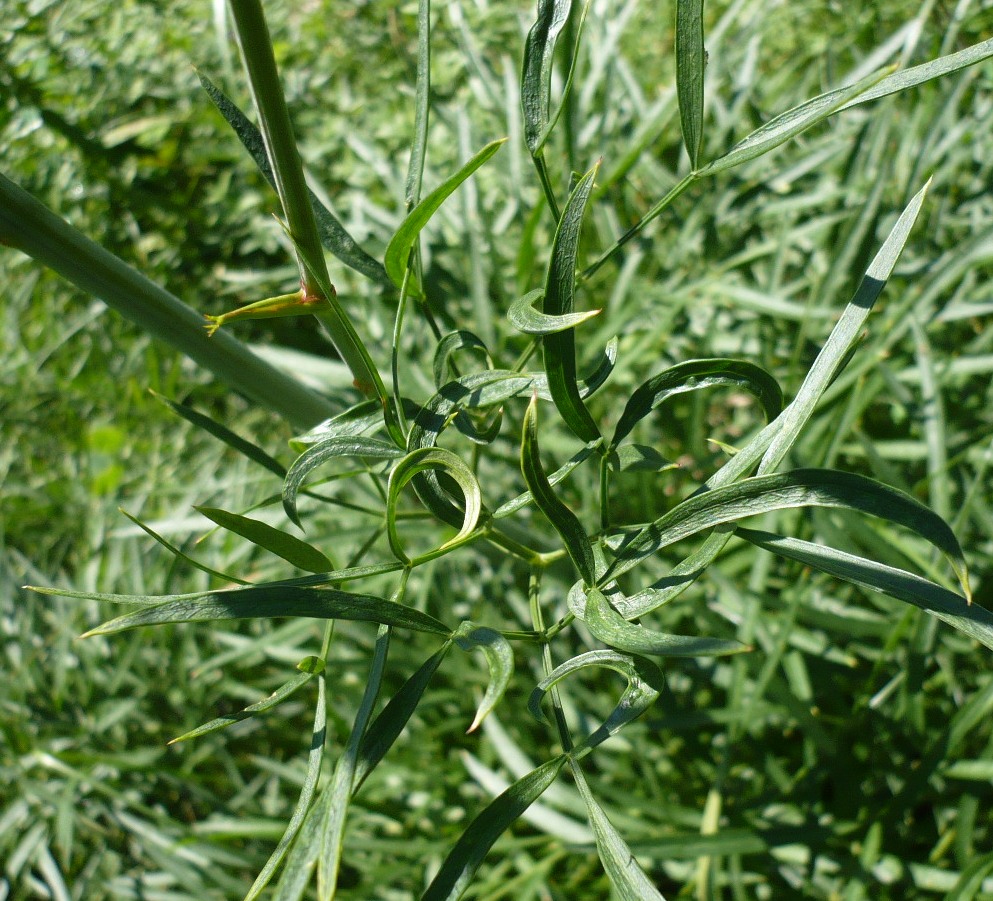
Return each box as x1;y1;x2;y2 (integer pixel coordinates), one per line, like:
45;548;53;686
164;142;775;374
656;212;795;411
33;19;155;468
603;469;971;602
758;181;929;475
521;395;597;585
170;657;323;744
387;448;483;564
528;650;664;755
196;70;389;285
509;288;601;335
611;358;782;449
420;755;568;901
521;0;574;154
572;762;667;900
195;506;333;573
542;164;602;442
738;528;992;650
584;587;747;658
355;644;452;789
675;0;705;169
282;436;404;527
453;623;514;732
700;66;892;176
384;139;507;292
71;584;451;637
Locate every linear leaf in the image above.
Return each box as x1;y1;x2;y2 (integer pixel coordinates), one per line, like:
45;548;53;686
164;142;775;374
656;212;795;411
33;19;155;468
611;358;782;449
572;762;667;900
509;288;601;335
543;164;602;442
528;650;664;755
521;395;597;585
453;623;514;732
170;657;322;743
384;139;507;291
387;447;483;564
495;440;599;518
738;528;992;650
603;469;971;599
195;506;333;573
420;755;568;901
521;0;573;153
283;436;404;527
584;587;747;658
675;0;705;169
196;70;388;285
433;330;492;388
759;181;929;475
700;66;892;176
74;585;451;637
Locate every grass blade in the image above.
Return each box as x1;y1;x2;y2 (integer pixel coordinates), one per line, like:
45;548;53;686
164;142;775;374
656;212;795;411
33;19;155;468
420;755;568;901
675;0;705;169
542;164;602;442
194;505;334;573
521;395;597;585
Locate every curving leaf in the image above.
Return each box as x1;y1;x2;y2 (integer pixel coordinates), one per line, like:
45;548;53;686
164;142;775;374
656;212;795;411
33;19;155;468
387;447;484;564
603;469;971;601
170;656;323;744
528;650;665;755
385;139;507;292
521;0;574;154
542;164;603;442
196;70;388;285
282;436;404;527
700;66;892;176
584;587;747;658
433;330;493;388
572;762;667;900
738;528;992;650
453;622;514;732
421;755;568;901
195;506;333;573
508;288;601;335
521;395;597;585
611;358;783;449
675;0;705;170
495;440;599;518
64;584;451;637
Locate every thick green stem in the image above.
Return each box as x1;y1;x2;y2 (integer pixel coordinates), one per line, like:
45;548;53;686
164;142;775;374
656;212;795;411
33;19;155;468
0;171;334;429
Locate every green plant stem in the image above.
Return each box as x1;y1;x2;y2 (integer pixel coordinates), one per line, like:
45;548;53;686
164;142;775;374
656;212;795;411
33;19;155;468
581;171;697;281
532;153;562;222
0;171;335;429
530;568;573;754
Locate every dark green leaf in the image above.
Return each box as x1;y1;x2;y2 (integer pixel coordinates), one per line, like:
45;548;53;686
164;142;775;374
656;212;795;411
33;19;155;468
675;0;705;169
453;623;514;732
521;0;574;154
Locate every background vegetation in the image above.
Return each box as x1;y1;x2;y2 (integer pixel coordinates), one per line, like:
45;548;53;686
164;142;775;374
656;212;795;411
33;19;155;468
2;0;993;898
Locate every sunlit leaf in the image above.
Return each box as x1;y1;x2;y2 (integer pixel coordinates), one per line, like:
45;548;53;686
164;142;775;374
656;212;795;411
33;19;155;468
453;622;514;732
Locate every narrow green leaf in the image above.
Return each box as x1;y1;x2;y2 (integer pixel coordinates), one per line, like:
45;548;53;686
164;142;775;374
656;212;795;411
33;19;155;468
738;528;991;650
195;506;334;573
73;584;451;637
196;69;388;284
387;447;483;564
675;0;705;169
509;288;601;335
521;0;573;154
837;37;993;113
700;66;893;176
572;762;667;900
354;644;452;789
282;436;404;527
528;650;664;755
433;331;492;388
151;390;286;477
271;782;333;901
170;659;321;744
584;588;747;658
453;623;514;732
603;469;971;600
611;358;783;449
420;755;568;901
494;441;598;518
384;139;507;291
244;671;328;901
521;395;597;585
759;181;930;475
543;164;602;442
404;0;431;209
944;852;993;901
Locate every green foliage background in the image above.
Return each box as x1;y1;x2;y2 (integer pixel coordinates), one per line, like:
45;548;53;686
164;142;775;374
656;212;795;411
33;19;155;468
2;0;993;898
